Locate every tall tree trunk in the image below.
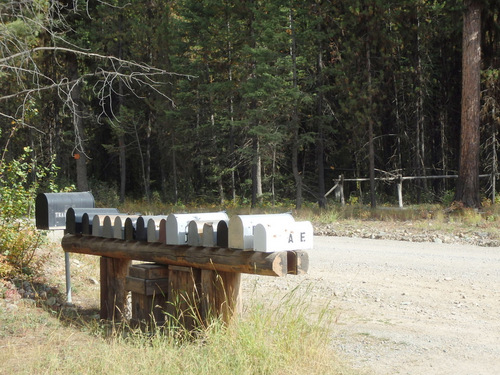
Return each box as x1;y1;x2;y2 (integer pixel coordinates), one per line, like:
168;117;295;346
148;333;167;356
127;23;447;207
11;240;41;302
456;0;482;208
251;136;262;207
249;0;262;208
145;113;152;201
290;7;303;209
415;12;427;202
68;55;89;192
171;134;178;204
118;132;126;203
117;21;127;203
366;41;376;208
316;21;326;209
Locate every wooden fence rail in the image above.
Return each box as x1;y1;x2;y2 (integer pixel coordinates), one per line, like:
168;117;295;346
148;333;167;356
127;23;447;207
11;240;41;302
326;173;499;208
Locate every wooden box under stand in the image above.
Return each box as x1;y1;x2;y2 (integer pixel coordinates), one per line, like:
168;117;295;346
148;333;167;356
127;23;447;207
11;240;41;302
126;263;169;326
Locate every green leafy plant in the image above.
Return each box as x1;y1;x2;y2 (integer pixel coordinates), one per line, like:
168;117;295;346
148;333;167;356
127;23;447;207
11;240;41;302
0;146;58;278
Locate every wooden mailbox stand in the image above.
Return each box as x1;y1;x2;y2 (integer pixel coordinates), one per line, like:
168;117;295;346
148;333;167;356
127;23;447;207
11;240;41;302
62;234;308;327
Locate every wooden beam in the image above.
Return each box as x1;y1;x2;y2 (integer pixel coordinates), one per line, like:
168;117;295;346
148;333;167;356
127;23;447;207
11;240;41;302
61;234;292;277
287;250;309;275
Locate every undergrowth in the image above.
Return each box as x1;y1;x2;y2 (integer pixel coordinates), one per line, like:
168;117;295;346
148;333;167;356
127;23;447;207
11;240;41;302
0;284;359;375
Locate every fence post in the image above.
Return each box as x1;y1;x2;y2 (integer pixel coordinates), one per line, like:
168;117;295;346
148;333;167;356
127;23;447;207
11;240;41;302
397;175;403;208
339;174;345;206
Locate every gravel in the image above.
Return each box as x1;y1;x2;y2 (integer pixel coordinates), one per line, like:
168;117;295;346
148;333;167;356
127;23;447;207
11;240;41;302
314;222;500;247
243;236;500;375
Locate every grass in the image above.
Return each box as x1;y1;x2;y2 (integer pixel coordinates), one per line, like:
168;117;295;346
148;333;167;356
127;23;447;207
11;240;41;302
110;196;500;238
0;288;359;375
1;242;361;375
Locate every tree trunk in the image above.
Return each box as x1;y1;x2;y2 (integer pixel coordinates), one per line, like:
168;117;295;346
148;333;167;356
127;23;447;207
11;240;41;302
316;20;326;209
68;55;89;192
366;41;376;208
251;136;262;207
118;133;126;203
290;8;303;210
415;12;427;202
171;134;178;204
455;0;481;208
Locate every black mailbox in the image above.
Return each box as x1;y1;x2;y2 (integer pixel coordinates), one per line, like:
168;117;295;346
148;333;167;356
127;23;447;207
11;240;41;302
36;192;95;230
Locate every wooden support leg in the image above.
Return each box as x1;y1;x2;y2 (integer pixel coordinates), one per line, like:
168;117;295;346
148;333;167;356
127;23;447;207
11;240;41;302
200;270;241;325
100;256;131;321
167;266;202;330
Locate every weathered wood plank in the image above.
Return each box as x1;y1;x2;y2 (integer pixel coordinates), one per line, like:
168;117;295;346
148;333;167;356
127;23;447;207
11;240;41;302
61;234;289;277
100;256;131;320
200;270;241;324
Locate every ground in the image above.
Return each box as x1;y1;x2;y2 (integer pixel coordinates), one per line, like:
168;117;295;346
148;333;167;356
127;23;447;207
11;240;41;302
243;235;500;375
1;220;499;375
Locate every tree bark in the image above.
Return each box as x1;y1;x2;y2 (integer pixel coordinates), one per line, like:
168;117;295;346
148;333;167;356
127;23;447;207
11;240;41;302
366;41;376;208
316;18;326;209
68;55;89;192
290;8;303;210
455;0;482;208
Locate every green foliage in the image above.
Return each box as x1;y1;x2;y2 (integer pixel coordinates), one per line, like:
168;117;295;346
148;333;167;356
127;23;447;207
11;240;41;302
0;147;59;278
1;0;499;207
90;180;121;208
441;190;456;207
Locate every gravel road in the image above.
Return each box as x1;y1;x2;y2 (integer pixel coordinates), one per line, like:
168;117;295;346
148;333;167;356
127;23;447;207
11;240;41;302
243;236;500;375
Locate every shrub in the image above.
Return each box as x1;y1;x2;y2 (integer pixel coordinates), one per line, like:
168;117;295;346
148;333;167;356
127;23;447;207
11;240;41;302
0;147;57;278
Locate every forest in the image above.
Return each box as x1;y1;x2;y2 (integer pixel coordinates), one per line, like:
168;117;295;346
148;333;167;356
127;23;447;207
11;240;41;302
1;0;499;208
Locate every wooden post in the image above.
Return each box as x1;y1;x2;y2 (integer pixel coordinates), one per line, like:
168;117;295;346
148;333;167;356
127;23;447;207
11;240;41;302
167;266;202;330
200;270;241;325
61;235;295;277
339;174;345;206
397;175;403;208
100;257;131;320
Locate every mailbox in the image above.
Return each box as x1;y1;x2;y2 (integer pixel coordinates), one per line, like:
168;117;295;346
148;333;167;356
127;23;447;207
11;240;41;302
66;208;119;234
187;220;204;246
166;212;229;245
136;216;165;242
216;220;229;247
147;217;164;243
81;209;120;235
253;221;313;252
36;192;95;230
228;213;295;250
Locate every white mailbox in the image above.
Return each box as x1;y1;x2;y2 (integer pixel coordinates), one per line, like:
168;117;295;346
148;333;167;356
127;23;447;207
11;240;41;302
228;213;295;250
147;217;164;243
166;212;229;245
253;221;313;252
102;215;116;238
186;220;205;246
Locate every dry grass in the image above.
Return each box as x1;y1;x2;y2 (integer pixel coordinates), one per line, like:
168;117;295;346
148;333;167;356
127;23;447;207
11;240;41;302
0;240;361;375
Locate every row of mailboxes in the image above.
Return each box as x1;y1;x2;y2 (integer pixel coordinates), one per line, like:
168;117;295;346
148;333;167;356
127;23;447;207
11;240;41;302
35;193;313;252
69;211;313;252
